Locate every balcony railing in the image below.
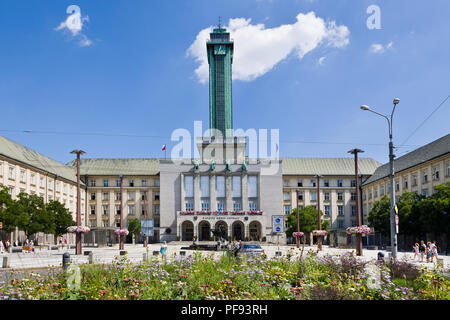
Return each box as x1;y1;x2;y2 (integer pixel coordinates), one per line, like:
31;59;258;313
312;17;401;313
178;210;263;216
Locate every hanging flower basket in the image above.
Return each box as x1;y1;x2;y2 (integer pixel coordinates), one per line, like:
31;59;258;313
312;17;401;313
312;230;328;236
114;229;129;236
346;225;372;236
67;226;90;234
292;232;304;238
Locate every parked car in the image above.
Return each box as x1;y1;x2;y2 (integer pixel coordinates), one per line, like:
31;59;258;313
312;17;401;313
239;243;264;256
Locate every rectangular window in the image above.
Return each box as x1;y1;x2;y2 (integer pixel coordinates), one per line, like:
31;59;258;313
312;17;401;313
369;191;372;199
284;179;289;187
8;187;13;195
128;205;135;215
310;191;317;201
89;180;96;187
351;192;356;201
154;192;160;201
20;170;25;182
351;206;356;216
154;204;160;214
201;201;210;211
63;184;67;194
297;191;304;201
297;180;303;187
115;205;121;215
141;191;147;201
249;202;257;211
90;205;96;215
154;180;160;187
8;167;14;180
103;221;109;228
337;180;343;187
325;205;330;216
30;174;35;185
395;180;400;191
413;175;417;186
284;192;290;201
433;168;439;180
351;219;357;227
90;220;97;228
103;192;109;201
232;176;241;198
216;176;225;197
103;180;109;187
40;177;44;188
381;186;385;195
422;189;428;197
447;163;450;176
311;180;316;187
142;180;147;187
338;205;344;216
423;171;428;183
403;178;408;189
115;192;121;201
129;180;134;187
186;202;194;211
324;192;330;201
248;176;257;198
351;180;356;187
115;219;121;228
217;201;225;211
184;176;194;197
337;192;343;201
284;205;291;215
324;179;329;187
338;220;344;229
128;192;135;201
233;202;241;211
103;205;109;215
90;193;96;200
200;176;209;197
116;180;121;187
363;192;366;200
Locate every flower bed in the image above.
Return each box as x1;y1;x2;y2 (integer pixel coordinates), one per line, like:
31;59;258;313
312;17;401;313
66;226;90;234
292;232;304;237
312;230;328;236
346;225;372;236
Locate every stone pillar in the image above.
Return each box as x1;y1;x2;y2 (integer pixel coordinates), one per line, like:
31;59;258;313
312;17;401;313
226;175;233;211
241;174;248;212
194;174;201;211
244;222;249;239
180;174;185;211
209;175;217;211
194;222;199;239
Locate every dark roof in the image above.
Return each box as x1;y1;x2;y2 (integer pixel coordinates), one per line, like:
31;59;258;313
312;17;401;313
363;134;450;185
281;158;381;176
67;158;161;176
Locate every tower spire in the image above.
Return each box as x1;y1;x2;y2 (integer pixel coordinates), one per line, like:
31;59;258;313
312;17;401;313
218;16;221;29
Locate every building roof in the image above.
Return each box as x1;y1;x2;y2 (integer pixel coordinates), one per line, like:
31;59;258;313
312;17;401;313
67;158;161;176
281;158;382;176
363;134;450;185
0;136;79;184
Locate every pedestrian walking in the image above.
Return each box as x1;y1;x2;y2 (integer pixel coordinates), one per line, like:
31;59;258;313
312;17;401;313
5;240;10;252
426;241;432;263
419;240;426;262
431;241;439;263
160;241;167;262
413;243;419;260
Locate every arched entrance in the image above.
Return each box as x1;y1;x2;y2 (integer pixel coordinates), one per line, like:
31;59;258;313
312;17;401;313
232;221;245;241
213;221;228;240
181;221;194;241
198;221;211;241
249;221;262;241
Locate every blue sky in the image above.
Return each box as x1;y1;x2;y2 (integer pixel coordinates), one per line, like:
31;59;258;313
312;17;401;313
0;0;449;166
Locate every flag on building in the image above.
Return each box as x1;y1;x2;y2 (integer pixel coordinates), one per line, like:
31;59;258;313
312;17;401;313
162;144;166;151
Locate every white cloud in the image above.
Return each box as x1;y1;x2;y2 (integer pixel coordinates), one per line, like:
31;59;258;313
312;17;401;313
369;41;394;54
318;56;326;65
55;7;92;47
187;12;350;83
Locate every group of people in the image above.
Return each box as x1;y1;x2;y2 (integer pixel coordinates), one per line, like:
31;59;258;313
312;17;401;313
413;240;439;263
0;239;11;253
22;239;35;253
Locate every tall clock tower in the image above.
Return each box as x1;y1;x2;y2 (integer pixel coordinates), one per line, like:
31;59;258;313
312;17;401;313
207;25;234;138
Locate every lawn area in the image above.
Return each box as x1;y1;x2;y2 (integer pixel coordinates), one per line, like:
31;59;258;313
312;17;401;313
0;250;449;300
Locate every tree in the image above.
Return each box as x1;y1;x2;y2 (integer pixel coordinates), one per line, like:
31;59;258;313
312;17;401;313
368;195;390;236
0;185;17;234
15;193;54;239
47;200;75;244
286;206;330;237
128;218;141;243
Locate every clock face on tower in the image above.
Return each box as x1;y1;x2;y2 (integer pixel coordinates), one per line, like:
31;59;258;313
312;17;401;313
215;45;226;55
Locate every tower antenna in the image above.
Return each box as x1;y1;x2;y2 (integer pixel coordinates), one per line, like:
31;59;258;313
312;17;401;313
218;16;221;29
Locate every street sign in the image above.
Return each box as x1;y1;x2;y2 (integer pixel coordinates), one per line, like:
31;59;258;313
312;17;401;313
272;215;284;233
395;214;399;234
141;219;154;237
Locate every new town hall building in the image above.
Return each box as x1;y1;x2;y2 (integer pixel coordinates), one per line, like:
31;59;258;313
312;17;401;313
1;26;448;246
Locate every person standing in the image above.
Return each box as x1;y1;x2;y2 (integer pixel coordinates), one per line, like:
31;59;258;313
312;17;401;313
413;243;419;261
160;241;167;262
431;241;438;263
426;242;432;263
0;240;4;254
419;240;426;262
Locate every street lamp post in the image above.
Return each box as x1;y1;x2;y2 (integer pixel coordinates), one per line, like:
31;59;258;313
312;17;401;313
143;192;148;248
70;149;85;255
119;175;124;251
361;98;400;259
348;148;364;256
296;190;300;248
315;174;323;251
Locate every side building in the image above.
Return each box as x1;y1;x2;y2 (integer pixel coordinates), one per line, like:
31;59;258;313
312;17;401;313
0;136;86;244
281;158;381;247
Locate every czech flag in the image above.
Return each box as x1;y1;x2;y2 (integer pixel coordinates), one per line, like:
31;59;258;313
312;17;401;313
162;144;166;151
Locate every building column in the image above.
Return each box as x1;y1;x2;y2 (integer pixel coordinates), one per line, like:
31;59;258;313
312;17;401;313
194;221;199;239
226;175;233;211
241;174;248;212
210;175;217;211
194;174;201;211
180;174;185;211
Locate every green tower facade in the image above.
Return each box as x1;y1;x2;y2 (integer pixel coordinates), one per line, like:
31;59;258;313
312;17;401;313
207;26;234;137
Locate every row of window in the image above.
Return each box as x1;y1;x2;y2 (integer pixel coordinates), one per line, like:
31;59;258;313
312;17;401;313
90;191;159;201
89;179;159;188
284;179;356;188
184;175;258;199
0;165;74;194
284;205;357;216
284;191;356;201
88;218;160;228
186;200;258;211
90;204;160;215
